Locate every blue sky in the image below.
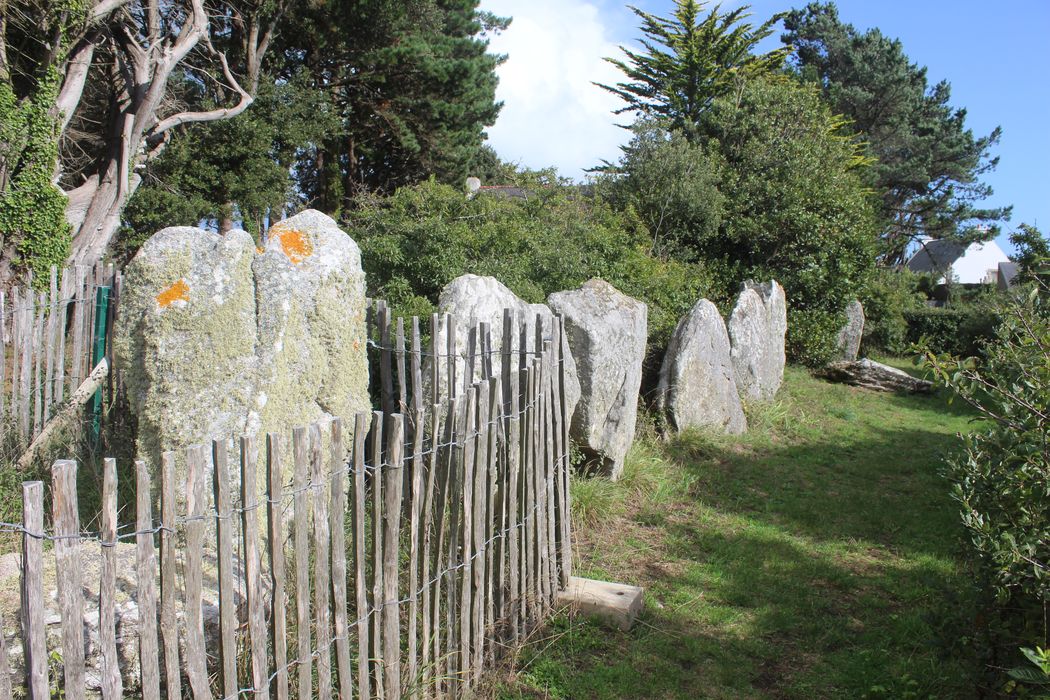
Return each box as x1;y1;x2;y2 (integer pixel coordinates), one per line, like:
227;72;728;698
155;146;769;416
482;0;1049;255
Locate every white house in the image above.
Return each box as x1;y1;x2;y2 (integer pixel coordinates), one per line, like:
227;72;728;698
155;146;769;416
906;239;1012;285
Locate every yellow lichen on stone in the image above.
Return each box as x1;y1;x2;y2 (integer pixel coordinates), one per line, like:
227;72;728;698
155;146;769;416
156;279;190;307
275;227;313;264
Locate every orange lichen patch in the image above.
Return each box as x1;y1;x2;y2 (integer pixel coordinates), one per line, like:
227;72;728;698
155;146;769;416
276;227;313;264
256;246;265;254
156;279;190;308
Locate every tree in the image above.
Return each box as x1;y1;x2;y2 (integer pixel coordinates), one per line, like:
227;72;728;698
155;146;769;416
598;0;786;135
782;2;1010;266
280;0;506;214
696;76;879;365
117;70;338;256
598;119;724;260
1009;223;1049;283
1;0;287;270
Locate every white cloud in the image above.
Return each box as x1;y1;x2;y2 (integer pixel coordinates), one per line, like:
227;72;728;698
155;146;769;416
481;0;629;181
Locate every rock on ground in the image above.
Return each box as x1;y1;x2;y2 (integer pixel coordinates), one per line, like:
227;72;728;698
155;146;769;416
430;275;580;419
729;280;787;401
114;210;370;498
0;543;259;694
657;299;747;434
821;358;933;393
549;279;647;480
835;300;865;361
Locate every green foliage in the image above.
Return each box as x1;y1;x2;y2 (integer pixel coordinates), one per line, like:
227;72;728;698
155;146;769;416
903;307;999;357
346;177;710;347
283;0;507;211
1010;223;1050;283
782;2;1010;265
0;71;70;281
924;283;1050;676
117;74;337;257
697;76;879;365
859;268;928;354
599;0;786;134
598;120;724;260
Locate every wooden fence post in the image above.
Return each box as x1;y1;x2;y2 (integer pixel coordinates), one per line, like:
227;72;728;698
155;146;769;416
267;434;290;700
21;481;47;699
382;413;405;699
99;458;122;700
136;459;161;700
52;460;84;699
242;435;269;696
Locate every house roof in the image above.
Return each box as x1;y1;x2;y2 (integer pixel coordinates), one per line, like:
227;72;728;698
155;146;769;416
906;239;1011;284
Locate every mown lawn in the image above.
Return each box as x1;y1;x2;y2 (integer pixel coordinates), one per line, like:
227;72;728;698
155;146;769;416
487;362;979;699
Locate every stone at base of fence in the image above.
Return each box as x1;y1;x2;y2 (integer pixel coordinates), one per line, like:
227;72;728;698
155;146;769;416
555;576;645;631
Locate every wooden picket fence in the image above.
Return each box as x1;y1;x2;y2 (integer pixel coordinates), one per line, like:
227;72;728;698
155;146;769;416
2;306;573;699
0;264;121;446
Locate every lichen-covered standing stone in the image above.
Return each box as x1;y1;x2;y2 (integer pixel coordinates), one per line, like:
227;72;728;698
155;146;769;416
548;279;647;480
658;299;747;434
432;274;580;418
729;280;787;401
114;210;370;498
113;227;259;477
835;299;865;361
253;210;371;445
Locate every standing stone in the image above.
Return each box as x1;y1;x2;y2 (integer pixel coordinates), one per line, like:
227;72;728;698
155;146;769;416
114;210;371;498
432;274;580;419
658;299;747;434
835;300;865;361
113;227;259;477
548;279;647;480
729;280;787;402
253;210;371;446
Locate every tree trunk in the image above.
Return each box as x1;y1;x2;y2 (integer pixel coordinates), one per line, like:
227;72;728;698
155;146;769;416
218;203;235;234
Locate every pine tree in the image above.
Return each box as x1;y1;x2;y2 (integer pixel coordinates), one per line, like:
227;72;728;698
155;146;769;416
598;0;786;135
782;2;1010;266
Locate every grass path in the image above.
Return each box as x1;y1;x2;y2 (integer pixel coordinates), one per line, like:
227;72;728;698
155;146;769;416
489;364;978;699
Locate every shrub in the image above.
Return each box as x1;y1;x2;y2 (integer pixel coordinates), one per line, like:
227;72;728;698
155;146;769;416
924;282;1050;684
698;76;880;365
346;176;710;348
903;307;999;357
859;268;927;355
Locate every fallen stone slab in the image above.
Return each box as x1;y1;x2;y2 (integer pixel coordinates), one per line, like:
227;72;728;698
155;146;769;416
821;358;933;393
556;576;645;631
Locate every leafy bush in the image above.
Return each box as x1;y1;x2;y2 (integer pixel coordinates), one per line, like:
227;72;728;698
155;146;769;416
695;77;880;365
924;282;1050;684
904;307;999;357
346;176;711;348
859;268;927;355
